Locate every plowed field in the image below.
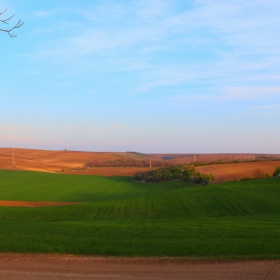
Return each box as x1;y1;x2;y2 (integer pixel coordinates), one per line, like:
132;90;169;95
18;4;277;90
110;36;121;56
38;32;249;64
0;148;127;173
196;161;280;181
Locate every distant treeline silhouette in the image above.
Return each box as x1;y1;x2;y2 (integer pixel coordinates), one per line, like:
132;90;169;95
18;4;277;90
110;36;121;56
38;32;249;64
85;156;280;169
192;156;280;167
85;159;174;168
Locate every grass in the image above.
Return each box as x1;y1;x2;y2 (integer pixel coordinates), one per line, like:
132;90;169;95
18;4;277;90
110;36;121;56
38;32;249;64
0;170;280;259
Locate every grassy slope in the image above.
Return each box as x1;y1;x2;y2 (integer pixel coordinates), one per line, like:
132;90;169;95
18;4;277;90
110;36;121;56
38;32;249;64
0;170;280;258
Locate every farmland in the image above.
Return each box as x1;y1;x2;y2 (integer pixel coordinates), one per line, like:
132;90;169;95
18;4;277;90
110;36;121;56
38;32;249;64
196;161;280;182
1;148;279;177
0;169;280;259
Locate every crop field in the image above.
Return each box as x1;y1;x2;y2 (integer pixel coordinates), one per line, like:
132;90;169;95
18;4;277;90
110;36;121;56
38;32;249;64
0;169;280;259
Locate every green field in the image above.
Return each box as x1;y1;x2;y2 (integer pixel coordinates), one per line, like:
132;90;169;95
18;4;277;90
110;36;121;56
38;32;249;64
0;170;280;259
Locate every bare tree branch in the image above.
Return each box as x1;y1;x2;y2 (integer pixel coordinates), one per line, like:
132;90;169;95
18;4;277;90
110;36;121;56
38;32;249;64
0;8;24;38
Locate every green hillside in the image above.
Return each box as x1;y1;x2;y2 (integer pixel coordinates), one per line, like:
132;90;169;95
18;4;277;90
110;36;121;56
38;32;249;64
0;170;279;258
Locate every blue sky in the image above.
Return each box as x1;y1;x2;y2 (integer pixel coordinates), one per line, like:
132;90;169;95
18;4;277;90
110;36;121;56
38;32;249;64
0;0;279;153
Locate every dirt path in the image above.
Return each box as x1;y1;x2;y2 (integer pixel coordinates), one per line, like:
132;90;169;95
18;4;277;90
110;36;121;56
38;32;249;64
0;254;279;280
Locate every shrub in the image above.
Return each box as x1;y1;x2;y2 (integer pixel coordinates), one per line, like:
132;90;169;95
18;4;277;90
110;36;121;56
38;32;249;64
261;173;272;179
273;166;280;177
240;177;252;181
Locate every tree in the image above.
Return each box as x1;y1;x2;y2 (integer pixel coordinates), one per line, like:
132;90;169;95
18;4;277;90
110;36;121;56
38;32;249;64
0;9;23;37
252;168;263;179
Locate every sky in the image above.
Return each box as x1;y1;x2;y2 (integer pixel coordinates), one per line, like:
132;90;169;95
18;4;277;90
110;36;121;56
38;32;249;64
0;0;279;153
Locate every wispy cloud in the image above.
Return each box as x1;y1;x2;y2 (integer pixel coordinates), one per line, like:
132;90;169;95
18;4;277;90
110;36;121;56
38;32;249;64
253;104;280;110
185;0;280;55
32;10;52;17
0;125;30;133
224;86;280;100
136;66;194;94
170;86;280;104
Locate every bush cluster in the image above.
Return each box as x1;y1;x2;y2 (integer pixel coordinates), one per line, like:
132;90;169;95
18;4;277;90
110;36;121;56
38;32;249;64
132;165;213;185
273;166;280;177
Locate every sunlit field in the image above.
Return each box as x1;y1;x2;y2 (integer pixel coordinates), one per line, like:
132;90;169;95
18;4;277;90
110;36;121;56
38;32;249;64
0;170;279;259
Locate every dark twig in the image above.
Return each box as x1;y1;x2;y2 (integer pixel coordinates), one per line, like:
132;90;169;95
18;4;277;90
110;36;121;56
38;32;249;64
0;8;24;37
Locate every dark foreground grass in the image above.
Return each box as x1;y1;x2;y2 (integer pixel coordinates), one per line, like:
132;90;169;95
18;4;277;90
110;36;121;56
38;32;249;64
0;170;279;259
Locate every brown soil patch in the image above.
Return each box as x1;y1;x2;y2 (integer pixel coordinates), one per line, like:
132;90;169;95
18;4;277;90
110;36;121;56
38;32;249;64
0;201;80;207
0;148;129;173
0;253;279;280
196;161;280;182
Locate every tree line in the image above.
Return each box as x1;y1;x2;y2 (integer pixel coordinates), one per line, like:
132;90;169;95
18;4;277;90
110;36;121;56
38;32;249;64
85;159;174;168
192;156;280;167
